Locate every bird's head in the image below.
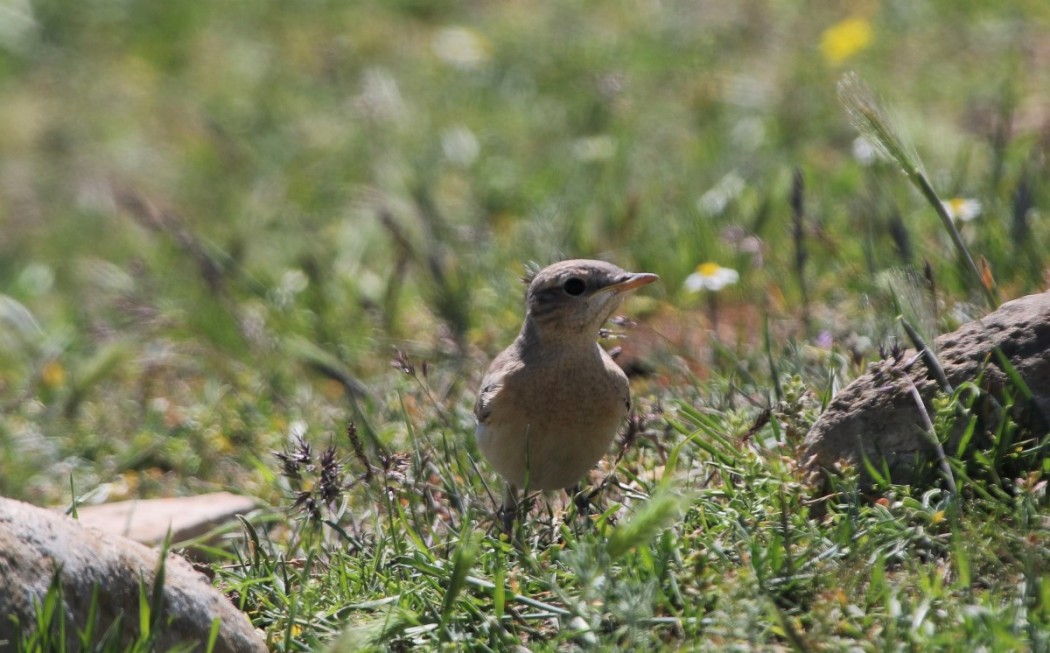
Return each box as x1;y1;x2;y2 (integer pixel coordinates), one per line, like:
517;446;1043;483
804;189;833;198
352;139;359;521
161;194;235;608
522;259;658;342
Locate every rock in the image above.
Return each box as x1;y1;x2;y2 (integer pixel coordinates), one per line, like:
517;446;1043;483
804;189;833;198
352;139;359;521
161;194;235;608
74;492;260;546
803;291;1050;485
0;497;265;653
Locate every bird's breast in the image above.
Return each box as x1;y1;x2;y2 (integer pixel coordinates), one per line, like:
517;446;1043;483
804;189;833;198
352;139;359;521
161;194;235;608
477;345;629;486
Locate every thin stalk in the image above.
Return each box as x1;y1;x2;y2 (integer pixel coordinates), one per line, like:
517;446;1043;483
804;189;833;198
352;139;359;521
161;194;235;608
903;376;958;494
898;317;951;394
790;167;811;334
913;173;998;309
763;306;783;402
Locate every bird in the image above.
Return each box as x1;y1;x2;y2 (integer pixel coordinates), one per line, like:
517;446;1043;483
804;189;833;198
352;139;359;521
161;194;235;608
473;259;658;527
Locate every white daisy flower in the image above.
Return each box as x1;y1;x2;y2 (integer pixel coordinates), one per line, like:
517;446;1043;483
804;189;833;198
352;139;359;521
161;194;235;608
571;135;617;162
851;136;881;166
441;125;480;166
684;263;740;292
942;198;981;222
697;172;745;216
432;27;490;69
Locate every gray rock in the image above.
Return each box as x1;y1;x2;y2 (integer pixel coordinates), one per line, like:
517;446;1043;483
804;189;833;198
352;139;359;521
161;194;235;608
803;291;1050;485
74;492;260;546
0;497;265;653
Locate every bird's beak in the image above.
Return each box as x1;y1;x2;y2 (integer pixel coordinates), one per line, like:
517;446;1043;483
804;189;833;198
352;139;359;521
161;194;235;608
604;272;659;294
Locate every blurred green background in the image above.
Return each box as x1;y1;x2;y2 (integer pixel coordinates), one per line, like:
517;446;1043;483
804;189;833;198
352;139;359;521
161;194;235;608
1;0;1048;502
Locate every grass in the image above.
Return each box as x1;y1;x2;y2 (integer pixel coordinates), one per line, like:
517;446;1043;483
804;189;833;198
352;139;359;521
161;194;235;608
11;539;212;653
2;0;1050;650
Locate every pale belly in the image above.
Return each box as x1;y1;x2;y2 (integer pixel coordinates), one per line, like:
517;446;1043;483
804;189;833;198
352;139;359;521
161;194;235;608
475;360;629;490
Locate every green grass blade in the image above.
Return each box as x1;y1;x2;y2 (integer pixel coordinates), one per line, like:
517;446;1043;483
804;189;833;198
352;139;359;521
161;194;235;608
438;530;480;636
606;490;687;560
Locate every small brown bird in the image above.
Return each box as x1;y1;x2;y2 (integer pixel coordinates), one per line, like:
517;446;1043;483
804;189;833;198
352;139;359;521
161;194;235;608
474;259;658;524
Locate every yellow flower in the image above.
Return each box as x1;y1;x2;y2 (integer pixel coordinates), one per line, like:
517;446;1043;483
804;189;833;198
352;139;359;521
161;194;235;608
41;359;65;388
684;263;739;292
820;17;873;65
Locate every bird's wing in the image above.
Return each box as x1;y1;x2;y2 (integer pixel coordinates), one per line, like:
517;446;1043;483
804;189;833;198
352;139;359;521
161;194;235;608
474;354;523;425
474;379;501;424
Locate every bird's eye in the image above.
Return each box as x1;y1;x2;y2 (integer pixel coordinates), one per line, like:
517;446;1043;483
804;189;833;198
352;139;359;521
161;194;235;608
562;277;586;296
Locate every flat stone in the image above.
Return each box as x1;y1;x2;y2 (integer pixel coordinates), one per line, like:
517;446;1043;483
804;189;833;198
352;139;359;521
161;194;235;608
804;291;1050;485
74;492;260;545
0;496;266;652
